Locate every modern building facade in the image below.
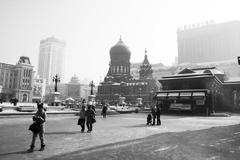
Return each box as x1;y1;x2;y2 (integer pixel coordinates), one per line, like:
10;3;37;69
177;21;240;64
0;56;33;102
156;67;240;114
37;36;66;84
97;38;158;105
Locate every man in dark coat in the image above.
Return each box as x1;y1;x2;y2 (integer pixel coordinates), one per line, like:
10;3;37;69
78;105;86;132
151;106;156;125
156;102;162;125
85;105;96;132
101;104;108;118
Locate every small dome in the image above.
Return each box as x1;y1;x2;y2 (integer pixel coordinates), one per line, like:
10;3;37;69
18;56;31;65
69;74;80;84
110;38;131;56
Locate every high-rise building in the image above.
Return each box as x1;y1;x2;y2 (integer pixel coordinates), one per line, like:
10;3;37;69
177;21;240;64
0;56;33;102
37;36;66;84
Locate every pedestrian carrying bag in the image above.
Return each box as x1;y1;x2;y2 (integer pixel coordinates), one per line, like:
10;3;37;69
29;122;40;133
78;118;85;125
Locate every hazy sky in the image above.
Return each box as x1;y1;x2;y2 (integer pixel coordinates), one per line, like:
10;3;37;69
1;0;240;84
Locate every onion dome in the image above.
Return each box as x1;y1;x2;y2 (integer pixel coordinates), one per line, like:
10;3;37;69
110;37;131;57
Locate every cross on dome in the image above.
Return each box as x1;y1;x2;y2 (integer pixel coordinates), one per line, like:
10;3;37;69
145;48;147;55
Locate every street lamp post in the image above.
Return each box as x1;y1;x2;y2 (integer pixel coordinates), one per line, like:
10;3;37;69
89;80;95;95
88;81;95;104
50;75;61;106
0;85;2;103
52;74;60;92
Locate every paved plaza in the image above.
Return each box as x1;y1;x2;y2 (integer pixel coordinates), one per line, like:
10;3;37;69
0;113;240;160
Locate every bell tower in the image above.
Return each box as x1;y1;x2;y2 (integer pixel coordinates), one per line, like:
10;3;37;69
139;49;153;80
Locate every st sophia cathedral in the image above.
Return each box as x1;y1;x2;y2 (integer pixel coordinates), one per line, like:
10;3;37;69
96;38;158;105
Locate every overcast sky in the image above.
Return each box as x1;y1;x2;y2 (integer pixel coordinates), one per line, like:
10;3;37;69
0;0;240;84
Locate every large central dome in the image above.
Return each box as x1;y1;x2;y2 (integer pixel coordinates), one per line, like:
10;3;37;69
110;38;131;56
105;37;132;83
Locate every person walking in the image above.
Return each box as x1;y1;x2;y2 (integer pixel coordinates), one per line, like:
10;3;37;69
151;105;156;125
78;105;86;132
27;103;47;152
101;104;108;118
156;102;161;125
85;105;96;132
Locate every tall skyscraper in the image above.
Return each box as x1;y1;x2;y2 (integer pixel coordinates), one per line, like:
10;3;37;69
177;21;240;64
37;36;66;84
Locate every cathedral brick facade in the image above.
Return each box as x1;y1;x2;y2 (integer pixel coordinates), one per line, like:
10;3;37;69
96;38;158;105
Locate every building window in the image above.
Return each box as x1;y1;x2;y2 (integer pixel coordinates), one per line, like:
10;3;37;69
22;94;27;102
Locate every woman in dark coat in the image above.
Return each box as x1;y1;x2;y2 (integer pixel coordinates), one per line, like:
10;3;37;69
28;103;47;152
85;105;96;132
